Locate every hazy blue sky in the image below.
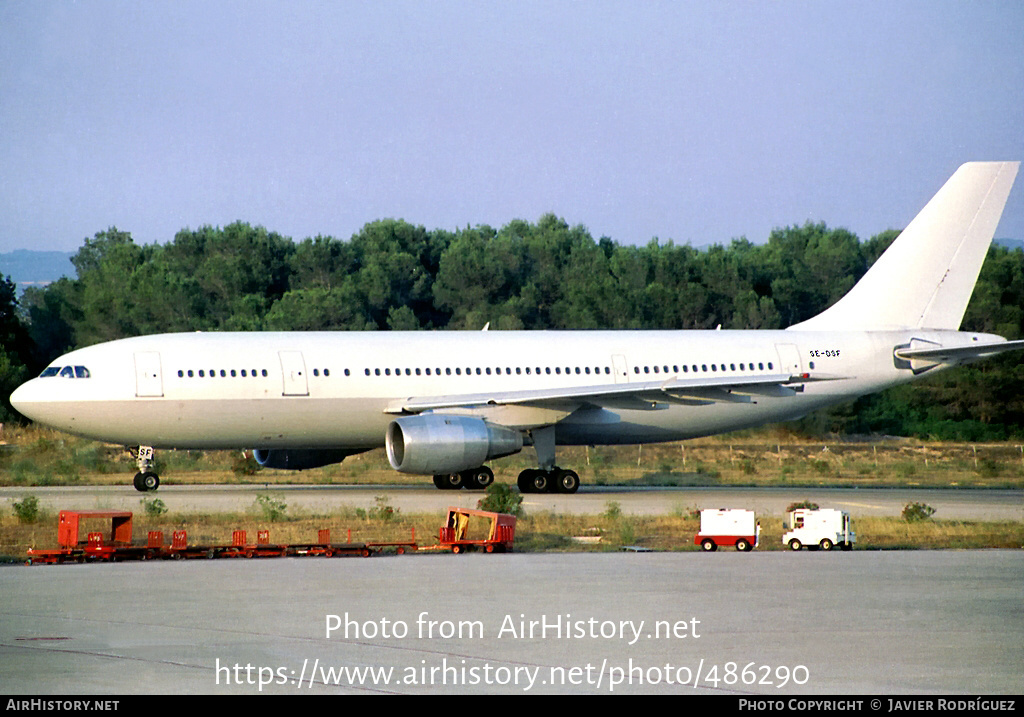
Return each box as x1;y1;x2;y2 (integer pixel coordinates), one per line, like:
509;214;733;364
2;1;1022;253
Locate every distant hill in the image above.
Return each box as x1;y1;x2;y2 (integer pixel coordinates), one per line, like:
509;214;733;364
0;250;75;292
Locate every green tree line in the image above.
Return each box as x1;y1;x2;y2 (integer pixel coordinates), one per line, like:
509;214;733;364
3;214;1023;438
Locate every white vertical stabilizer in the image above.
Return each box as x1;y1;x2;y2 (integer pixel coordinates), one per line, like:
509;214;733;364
790;161;1019;331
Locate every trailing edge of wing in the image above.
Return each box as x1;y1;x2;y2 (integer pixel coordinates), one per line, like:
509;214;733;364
894;339;1024;363
385;372;847;417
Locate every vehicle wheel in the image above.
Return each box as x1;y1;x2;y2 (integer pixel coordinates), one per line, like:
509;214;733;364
819;538;834;551
530;470;550;493
788;539;802;551
700;539;717;552
451;545;462;554
141;472;160;491
469;466;494;490
841;542;853;551
440;472;463;490
554;469;580;494
735;539;750;552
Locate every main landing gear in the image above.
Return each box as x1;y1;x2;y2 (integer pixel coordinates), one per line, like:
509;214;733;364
432;466;495;490
516;425;581;494
130;445;160;492
516;467;580;494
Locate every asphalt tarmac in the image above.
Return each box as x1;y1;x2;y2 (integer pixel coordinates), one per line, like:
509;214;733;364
2;484;1021;696
1;548;1022;695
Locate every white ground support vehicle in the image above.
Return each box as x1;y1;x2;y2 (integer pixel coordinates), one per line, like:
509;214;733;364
782;508;855;551
694;508;760;552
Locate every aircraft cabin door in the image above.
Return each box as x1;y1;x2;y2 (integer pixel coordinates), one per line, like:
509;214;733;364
279;351;309;396
774;343;803;377
612;354;629;383
134;352;164;398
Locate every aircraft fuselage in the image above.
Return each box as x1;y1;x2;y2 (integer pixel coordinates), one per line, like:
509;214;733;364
11;327;990;451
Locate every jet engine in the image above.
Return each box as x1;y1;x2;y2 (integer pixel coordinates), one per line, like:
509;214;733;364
386;414;523;475
252;449;355;471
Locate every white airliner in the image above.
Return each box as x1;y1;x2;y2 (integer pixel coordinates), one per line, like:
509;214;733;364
10;161;1023;493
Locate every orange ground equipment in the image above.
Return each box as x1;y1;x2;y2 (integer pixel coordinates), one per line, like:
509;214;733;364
25;511;401;563
25;508;514;564
431;507;516;553
28;510;146;563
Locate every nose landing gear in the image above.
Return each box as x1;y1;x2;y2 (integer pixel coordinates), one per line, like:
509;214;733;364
130;446;160;492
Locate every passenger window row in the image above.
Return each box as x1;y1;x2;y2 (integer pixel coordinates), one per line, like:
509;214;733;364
175;367;351;379
363;365;614;377
45;360;776;383
635;361;774;374
177;368;270;378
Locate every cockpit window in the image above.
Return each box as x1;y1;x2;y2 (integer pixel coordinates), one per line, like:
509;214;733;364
40;365;91;378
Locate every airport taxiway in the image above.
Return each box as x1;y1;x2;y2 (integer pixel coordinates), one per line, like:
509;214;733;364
1;483;1021;521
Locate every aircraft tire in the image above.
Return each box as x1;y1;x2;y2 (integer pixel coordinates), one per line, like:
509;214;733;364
467;466;494;490
554;469;580;494
140;471;159;491
517;470;537;493
530;470;550;493
434;472;464;490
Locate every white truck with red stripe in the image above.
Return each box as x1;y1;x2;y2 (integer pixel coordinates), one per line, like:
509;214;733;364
695;509;760;552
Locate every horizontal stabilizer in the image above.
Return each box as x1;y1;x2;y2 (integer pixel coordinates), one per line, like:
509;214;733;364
894;339;1024;364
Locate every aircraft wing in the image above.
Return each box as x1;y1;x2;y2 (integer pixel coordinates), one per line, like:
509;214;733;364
385;372;846;427
894;339;1024;364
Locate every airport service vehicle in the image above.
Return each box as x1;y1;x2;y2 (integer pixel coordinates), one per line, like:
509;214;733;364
26;508;516;563
434;507;517;554
782;508;855;551
695;508;760;552
10;162;1023;494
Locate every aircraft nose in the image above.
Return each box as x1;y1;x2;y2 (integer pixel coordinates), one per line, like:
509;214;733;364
9;379;42;421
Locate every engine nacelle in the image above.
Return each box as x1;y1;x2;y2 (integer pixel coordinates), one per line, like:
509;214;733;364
252;449;354;471
386;414;523;475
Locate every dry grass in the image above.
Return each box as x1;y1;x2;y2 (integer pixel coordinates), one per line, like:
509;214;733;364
4;504;1021;562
